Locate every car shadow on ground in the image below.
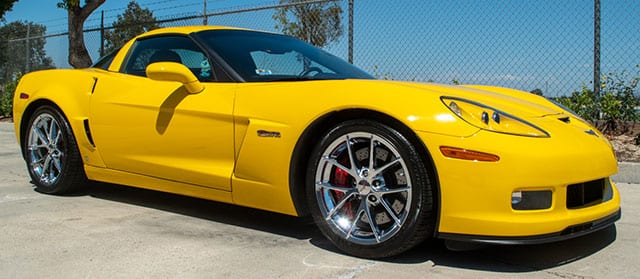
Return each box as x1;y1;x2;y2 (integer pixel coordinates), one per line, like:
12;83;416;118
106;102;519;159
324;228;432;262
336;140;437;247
80;182;617;273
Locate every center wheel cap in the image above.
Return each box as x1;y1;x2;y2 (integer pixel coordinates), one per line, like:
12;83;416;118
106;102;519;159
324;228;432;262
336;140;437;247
356;180;372;195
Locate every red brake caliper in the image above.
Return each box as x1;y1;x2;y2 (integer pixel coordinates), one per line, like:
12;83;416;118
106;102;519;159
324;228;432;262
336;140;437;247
331;155;354;218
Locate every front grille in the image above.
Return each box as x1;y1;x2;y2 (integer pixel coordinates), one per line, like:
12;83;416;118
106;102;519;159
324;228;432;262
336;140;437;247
566;179;605;209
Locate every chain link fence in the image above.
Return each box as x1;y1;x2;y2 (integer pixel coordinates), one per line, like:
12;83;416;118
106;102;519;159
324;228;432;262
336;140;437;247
1;0;639;98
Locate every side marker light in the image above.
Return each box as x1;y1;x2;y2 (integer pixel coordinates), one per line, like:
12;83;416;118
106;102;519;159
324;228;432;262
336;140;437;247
439;146;500;162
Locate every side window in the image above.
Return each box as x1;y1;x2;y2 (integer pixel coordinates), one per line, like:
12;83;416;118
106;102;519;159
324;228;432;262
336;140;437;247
92;48;119;70
121;35;215;81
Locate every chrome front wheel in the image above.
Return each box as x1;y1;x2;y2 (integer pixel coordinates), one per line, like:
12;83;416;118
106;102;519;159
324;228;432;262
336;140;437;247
307;119;434;259
315;131;412;245
24;106;86;194
27;112;64;186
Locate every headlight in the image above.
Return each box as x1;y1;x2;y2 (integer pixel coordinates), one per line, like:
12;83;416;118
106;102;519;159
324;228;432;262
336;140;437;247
441;97;549;138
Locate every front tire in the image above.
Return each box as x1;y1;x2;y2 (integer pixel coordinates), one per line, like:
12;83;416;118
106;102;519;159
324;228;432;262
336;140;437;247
24;106;87;194
306;119;435;258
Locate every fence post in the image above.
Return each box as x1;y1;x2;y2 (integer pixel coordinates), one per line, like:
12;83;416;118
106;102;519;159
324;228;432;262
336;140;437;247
100;10;105;56
348;0;353;64
203;0;208;25
593;0;601;120
25;24;30;73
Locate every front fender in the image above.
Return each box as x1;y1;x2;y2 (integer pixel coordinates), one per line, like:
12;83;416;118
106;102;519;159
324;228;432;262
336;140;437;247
13;69;106;168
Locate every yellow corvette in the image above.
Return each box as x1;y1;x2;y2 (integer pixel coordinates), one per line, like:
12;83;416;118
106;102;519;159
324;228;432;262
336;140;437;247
13;26;620;258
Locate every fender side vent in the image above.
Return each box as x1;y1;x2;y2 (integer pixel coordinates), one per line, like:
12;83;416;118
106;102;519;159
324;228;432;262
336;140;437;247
558;116;570;123
83;119;95;147
91;77;98;94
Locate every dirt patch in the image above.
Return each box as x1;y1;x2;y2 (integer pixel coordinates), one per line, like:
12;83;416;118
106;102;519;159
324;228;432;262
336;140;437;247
609;135;640;162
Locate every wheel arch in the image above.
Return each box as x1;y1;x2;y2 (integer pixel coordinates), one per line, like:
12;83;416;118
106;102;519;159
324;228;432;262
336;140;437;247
288;109;441;230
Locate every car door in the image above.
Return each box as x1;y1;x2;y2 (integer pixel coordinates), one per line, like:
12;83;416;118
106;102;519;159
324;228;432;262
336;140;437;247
89;35;235;191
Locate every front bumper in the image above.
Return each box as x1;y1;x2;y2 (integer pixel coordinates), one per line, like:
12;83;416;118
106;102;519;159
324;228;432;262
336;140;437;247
438;209;620;245
417;127;621;239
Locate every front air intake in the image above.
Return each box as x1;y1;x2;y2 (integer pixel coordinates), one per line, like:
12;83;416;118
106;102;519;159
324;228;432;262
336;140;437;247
566;179;605;209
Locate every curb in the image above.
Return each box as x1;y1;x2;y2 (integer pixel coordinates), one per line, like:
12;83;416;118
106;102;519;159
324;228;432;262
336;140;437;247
613;162;640;184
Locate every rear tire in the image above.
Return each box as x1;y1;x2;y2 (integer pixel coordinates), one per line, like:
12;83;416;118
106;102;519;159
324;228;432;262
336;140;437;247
306;119;435;258
24;106;87;194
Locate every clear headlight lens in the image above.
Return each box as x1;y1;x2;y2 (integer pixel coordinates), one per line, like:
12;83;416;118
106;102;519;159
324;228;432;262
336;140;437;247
442;97;550;138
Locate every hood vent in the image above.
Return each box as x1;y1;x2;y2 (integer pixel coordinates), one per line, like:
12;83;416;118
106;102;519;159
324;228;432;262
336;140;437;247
557;116;571;123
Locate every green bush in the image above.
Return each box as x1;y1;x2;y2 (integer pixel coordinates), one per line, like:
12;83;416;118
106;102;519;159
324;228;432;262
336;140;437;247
555;66;640;135
0;76;19;118
555;85;598;121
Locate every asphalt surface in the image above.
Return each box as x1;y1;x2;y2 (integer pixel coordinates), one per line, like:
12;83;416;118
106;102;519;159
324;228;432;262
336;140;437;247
1;122;639;278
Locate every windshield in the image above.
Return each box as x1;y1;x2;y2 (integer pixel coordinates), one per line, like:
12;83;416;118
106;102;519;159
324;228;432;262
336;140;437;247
194;30;374;82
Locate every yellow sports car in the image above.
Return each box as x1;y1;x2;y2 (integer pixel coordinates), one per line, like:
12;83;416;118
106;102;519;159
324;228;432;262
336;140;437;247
13;26;620;258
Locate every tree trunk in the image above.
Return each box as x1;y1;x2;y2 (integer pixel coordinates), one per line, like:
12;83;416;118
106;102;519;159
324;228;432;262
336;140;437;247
66;0;105;68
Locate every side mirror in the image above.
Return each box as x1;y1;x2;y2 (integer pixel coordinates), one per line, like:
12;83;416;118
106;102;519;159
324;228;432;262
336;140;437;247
146;62;204;94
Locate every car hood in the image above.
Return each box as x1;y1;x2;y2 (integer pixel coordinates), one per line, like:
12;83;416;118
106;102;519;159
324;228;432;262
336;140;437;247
385;81;564;118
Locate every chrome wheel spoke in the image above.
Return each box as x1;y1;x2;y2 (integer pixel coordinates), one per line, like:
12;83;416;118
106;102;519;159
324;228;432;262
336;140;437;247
368;134;375;169
346;209;364;240
380;198;402;226
35;128;49;145
51;155;62;174
32;157;45;167
345;135;357;171
42;156;53;178
28;144;47;151
379;185;411;194
325;191;357;221
372;158;400;177
47;120;56;143
324;157;358;179
363;200;381;242
316;182;353;193
52;126;62;146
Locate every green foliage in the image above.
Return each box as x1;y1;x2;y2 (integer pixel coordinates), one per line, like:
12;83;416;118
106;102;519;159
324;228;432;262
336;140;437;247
56;0;80;9
0;75;19;117
530;88;543;96
0;21;54;84
555;85;598;121
555;66;639;135
601;68;639;123
0;0;19;20
103;1;159;54
451;78;460;85
273;0;343;47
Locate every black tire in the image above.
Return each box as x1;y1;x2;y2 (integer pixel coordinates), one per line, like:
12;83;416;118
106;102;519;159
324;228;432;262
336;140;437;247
306;119;435;259
23;106;87;194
